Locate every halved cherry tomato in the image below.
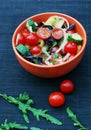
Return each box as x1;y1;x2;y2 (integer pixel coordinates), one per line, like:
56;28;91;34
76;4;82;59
48;91;65;107
64;42;77;54
30;46;42;55
25;33;39;46
37;27;51;40
66;30;76;34
52;28;64;40
60;80;74;94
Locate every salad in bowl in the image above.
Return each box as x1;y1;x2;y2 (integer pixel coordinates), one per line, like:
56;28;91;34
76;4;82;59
15;15;83;66
12;12;87;77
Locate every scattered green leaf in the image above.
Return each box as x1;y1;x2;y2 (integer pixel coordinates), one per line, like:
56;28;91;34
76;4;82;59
0;119;28;130
30;127;43;130
0;93;62;126
66;107;87;130
53;53;59;59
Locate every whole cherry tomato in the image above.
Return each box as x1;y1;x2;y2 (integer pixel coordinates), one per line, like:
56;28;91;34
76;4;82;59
25;33;39;46
52;28;64;40
64;42;77;54
37;27;51;40
60;80;74;94
48;91;65;107
30;46;42;55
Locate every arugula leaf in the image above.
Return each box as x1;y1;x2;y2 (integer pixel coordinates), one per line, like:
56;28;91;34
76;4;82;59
30;127;43;130
53;53;59;59
0;119;28;130
66;107;87;130
0;93;62;126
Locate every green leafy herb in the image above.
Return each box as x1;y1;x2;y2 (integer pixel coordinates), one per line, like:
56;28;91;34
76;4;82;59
0;119;28;130
53;53;59;59
30;127;43;130
0;93;62;126
66;107;87;130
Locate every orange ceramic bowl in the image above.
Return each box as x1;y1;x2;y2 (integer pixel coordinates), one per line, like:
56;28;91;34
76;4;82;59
12;12;87;78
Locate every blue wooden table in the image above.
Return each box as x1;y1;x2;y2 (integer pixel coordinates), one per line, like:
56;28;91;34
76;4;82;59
0;0;90;130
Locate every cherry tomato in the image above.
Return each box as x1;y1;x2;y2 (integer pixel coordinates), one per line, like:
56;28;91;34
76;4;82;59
25;33;39;46
51;46;62;55
16;33;25;45
60;80;74;94
52;28;64;40
66;30;76;34
49;92;65;107
30;46;42;55
64;42;77;54
37;27;51;40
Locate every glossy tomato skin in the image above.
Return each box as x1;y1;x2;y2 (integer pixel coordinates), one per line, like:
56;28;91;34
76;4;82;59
64;42;77;55
37;27;51;40
49;92;65;107
25;33;39;46
30;46;42;55
60;80;74;94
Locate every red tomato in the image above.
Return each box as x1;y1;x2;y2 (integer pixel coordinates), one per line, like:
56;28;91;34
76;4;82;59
51;46;62;55
31;46;42;55
60;80;74;94
52;28;64;40
16;33;25;45
25;33;39;46
66;30;76;34
49;92;65;107
37;27;51;40
64;42;77;54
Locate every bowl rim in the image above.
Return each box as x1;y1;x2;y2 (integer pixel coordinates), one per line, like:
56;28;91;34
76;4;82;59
12;12;87;68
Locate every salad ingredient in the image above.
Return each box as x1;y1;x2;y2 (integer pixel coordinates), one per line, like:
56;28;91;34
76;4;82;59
64;42;78;55
0;119;28;130
16;33;25;45
15;16;83;65
25;54;43;64
30;46;42;55
16;44;30;56
59;80;74;94
25;33;39;46
26;20;37;32
68;33;83;44
37;27;51;40
44;37;57;47
0;93;62;126
45;16;69;28
52;28;64;40
49;92;65;107
66;107;87;130
67;24;75;31
45;16;60;26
